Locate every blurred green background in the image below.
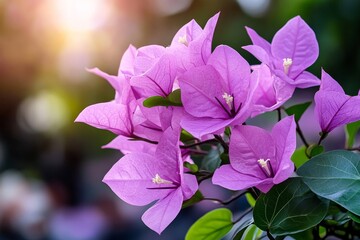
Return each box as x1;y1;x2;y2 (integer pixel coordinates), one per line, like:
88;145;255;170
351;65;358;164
0;0;359;239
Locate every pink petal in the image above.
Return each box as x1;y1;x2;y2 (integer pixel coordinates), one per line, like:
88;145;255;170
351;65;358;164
256;180;275;193
314;91;350;132
119;44;137;77
327;96;360;132
87;68;122;93
212;165;270;191
133;122;163;142
131;54;177;97
242;45;270;65
75;101;133;136
141;188;183;234
155;128;182;184
245;26;271;54
320;69;345;93
181;173;198;200
251;64;277;108
103;152;174;206
208;45;251;106
180;113;233;139
271;16;319;78
137;98;163;127
133;45;166;75
171;19;202;46
229;125;276;177
179;65;228;119
188;12;219;66
271;116;296;181
103;135;156;155
293;70;320;88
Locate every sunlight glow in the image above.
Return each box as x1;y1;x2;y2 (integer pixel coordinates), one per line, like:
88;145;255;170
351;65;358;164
51;0;109;32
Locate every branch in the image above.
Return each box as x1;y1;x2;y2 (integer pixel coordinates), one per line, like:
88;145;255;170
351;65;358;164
214;134;229;152
295;121;309;148
180;139;218;149
203;190;246;205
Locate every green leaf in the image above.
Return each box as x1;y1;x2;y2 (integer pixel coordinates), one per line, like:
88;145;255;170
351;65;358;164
225;127;232;136
220;152;229;164
142;90;182;108
240;224;262;240
349;212;360;223
297;150;360;216
167;89;182;104
245;193;256;208
253;178;329;235
185;208;233;240
180;129;194;142
182;190;204;209
289;229;313;240
291;146;309;168
319;226;327;238
285;101;312;122
345;120;360;148
306;144;324;157
230;211;253;240
201;146;223;172
184;162;199;173
143;96;170;107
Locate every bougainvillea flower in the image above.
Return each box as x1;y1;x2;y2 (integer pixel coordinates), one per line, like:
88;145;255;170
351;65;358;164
75;100;136;137
179;45;255;138
243;16;320;88
103;128;198;234
315;69;360;133
87;45;137;104
250;64;295;116
169;12;219;70
131;53;178;98
212;116;296;193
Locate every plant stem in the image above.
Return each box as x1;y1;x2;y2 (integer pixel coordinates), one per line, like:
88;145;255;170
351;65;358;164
130;135;158;144
295;121;309;148
180;139;218;149
317;132;328;145
346;147;360;151
214;134;229;152
277;107;282;121
203;190;246;205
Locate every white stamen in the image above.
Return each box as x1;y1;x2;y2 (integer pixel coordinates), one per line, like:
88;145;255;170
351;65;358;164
257;158;272;177
222;92;233;109
178;35;188;46
152;174;173;185
283;58;293;75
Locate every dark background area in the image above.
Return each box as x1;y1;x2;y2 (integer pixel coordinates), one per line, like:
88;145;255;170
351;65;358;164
0;0;359;239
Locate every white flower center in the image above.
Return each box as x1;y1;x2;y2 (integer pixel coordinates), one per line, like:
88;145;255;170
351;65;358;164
152;174;173;185
222;92;233;109
178;35;188;46
283;58;292;75
257;158;273;177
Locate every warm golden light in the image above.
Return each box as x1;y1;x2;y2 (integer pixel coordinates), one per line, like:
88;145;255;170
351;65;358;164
51;0;110;32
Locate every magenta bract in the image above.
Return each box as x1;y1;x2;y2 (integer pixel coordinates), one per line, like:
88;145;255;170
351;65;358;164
212;116;296;193
103;128;198;234
315;69;360;133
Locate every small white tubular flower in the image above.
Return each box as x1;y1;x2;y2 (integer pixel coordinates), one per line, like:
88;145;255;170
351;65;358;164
283;58;293;75
178;35;188;46
152;174;173;184
257;158;273;177
222;92;233;109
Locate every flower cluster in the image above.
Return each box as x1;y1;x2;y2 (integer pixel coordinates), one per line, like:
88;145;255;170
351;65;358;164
76;13;360;236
